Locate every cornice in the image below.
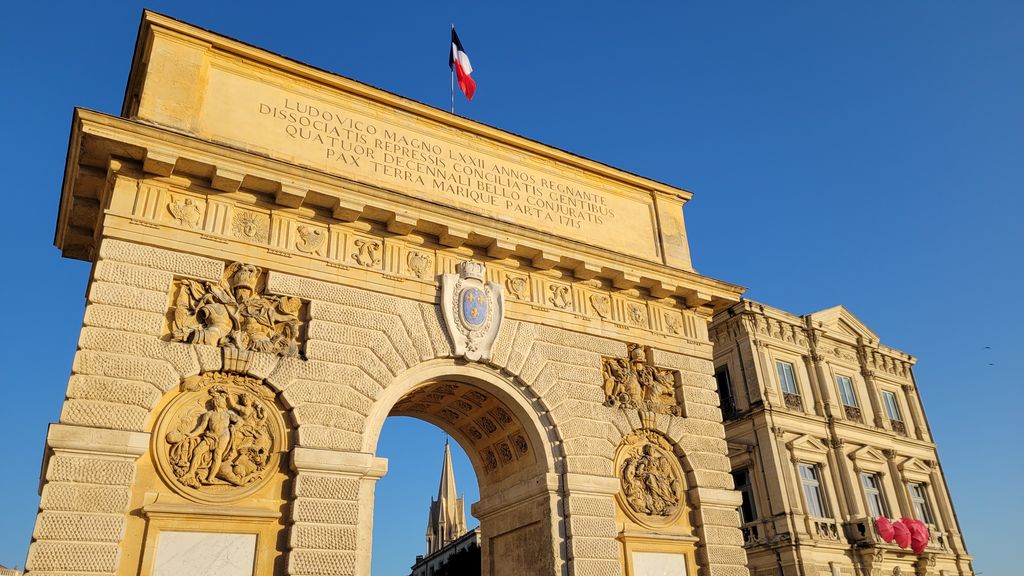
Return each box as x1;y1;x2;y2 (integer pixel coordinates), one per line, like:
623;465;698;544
55;109;745;310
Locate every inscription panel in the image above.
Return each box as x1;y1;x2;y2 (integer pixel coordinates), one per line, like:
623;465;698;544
194;63;661;260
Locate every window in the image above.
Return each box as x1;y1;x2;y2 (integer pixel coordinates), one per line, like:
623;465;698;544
716;366;737;418
908;482;935;524
860;473;889;517
799;463;828;518
836;375;857;407
882;390;902;421
776;361;798;395
732;468;757;524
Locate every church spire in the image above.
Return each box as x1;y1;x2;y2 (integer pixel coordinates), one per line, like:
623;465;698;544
425;439;468;555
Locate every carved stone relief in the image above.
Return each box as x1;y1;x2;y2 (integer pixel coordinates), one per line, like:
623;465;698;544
407;250;432;279
504;275;528;300
352;238;382;267
167;196;202;228
616;430;684;527
590;294;611;319
169;262;304;357
295;225;326;254
664;312;684;335
602;343;681;415
440;260;504;361
548;284;572;310
231;210;269;243
154;372;285;503
627;302;648;327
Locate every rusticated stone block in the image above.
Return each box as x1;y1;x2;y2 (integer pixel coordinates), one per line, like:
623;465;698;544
572;536;620;559
700;524;746;547
40;483;131;514
26;541;119;572
292;404;365;432
33;511;125;542
46;455;136;486
291;498;359;525
697;544;748;567
294;474;361;501
83;304;164;336
296;425;363;452
99;239;222;279
93;259;174;292
72;350;178;392
66;375;162;409
290;524;358;550
288;549;357;576
565;495;616;519
60;399;149;432
87;281;168;313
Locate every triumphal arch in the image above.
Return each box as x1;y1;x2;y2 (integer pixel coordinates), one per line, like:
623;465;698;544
29;11;748;576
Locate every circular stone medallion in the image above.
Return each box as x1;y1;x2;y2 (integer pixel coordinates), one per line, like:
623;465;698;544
615;430;686;528
153;372;285;503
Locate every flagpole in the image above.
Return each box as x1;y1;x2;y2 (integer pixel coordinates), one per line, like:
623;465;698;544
450;24;455;115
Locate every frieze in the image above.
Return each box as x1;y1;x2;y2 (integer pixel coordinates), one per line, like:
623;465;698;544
602;343;681;416
153;371;285;503
169;261;305;357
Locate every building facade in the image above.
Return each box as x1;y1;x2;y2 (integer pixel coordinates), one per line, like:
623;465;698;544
709;300;973;576
26;11;748;576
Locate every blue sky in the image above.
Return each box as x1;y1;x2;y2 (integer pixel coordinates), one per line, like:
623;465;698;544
1;2;1020;575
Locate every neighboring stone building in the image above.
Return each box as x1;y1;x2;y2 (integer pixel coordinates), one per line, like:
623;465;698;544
411;442;481;576
26;11;749;576
710;300;974;576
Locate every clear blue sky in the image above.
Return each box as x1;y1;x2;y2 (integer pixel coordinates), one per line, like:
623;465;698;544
1;2;1020;575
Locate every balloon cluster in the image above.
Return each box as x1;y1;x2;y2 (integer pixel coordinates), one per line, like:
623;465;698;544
875;516;929;555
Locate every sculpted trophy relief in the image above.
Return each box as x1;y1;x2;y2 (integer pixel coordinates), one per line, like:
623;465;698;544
170;262;304;357
602;343;681;415
155;372;285;502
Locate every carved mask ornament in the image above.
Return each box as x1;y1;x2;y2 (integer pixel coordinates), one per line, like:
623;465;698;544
441;260;504;361
154;372;286;503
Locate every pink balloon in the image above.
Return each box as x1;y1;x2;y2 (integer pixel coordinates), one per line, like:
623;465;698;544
875;516;895;542
892;520;911;548
906;518;929;555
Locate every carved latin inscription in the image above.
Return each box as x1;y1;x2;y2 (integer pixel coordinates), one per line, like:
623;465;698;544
170;262;304;357
602;343;681;415
155;372;285;503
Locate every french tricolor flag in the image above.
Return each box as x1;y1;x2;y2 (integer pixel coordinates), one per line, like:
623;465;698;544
449;27;476;101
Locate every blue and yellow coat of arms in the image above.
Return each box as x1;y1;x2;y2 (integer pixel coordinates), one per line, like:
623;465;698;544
440;260;504;361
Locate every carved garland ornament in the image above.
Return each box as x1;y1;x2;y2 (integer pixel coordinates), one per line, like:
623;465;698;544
170;262;304;357
616;430;685;527
602;343;681;415
154;372;285;503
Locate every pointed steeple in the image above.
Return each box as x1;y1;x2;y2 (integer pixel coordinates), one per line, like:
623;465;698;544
425;439;468;555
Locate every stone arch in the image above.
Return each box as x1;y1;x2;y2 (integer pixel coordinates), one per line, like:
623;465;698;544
362;359;566;576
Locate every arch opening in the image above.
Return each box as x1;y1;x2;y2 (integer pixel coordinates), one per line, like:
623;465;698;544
364;361;564;576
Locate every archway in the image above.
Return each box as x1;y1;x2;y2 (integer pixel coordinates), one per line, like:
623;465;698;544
364;361;564;576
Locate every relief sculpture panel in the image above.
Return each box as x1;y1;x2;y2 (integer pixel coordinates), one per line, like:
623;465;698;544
602;343;681;415
616;430;685;528
169;261;305;357
154;371;286;503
